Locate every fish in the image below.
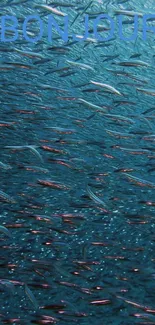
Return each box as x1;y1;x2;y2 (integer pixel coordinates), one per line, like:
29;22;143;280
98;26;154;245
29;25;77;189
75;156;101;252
114;10;143;17
114;60;150;67
0;161;12;169
0;225;12;238
14;48;44;59
137;88;155;96
87;185;106;208
34;4;67;16
123;173;155;188
37;178;70;190
24;284;39;310
78;98;108;112
4;145;43;162
90;80;122;96
66;60;95;72
0;279;15;294
105;129;134;139
71;0;93;26
0;190;16;203
103;113;134;124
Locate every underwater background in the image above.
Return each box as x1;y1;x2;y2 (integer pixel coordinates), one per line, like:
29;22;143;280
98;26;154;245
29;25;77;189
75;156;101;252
0;0;155;324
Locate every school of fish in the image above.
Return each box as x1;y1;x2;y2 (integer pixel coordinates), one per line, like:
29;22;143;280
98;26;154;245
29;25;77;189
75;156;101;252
0;0;155;324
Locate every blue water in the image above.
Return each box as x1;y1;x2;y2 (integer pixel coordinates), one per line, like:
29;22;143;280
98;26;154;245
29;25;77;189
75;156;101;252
0;1;155;324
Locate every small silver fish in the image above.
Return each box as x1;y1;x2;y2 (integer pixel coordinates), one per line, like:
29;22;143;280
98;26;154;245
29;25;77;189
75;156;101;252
24;284;39;310
0;225;12;238
0;190;16;203
87;185;106;207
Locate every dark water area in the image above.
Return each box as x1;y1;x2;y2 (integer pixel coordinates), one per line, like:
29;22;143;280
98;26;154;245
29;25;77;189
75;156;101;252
0;0;155;324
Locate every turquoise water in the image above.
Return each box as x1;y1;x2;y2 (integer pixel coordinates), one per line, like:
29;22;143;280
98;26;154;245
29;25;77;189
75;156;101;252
0;1;155;324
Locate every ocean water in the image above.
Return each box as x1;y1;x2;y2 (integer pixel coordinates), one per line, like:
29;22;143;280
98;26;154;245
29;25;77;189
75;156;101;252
0;0;155;324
